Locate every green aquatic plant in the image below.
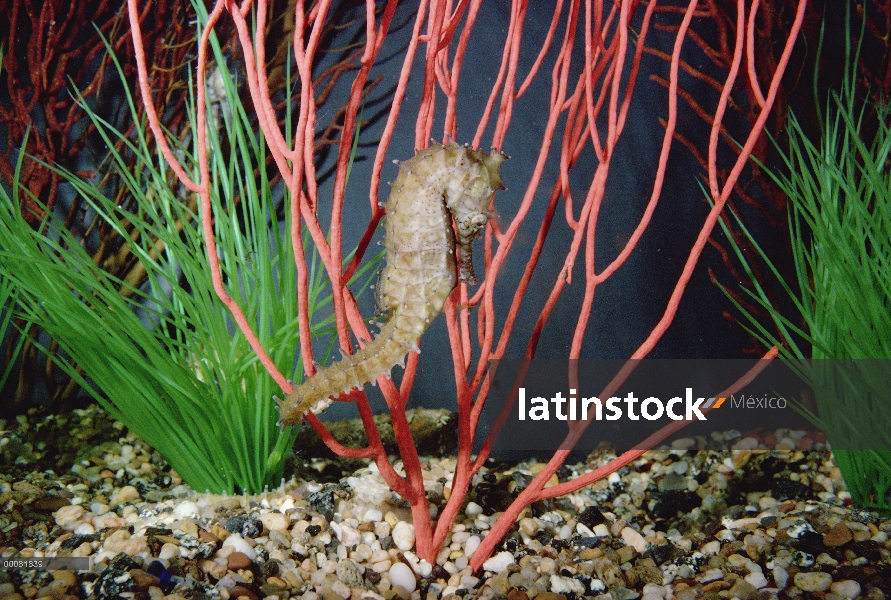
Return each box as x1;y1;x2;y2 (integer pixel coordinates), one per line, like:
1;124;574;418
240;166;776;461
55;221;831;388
717;16;891;512
0;37;380;494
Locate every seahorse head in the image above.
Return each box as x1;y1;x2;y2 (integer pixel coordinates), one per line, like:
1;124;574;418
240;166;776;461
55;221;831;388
442;145;507;284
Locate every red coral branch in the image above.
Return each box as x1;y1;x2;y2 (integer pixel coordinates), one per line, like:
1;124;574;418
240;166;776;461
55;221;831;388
126;0;806;570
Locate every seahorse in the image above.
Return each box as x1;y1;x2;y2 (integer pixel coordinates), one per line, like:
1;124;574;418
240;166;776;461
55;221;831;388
275;142;507;426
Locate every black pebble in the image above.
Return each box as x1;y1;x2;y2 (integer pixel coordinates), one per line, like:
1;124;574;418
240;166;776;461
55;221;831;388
649;544;674;565
242;517;263;538
225;515;248;534
578;506;606;528
772;478;808;501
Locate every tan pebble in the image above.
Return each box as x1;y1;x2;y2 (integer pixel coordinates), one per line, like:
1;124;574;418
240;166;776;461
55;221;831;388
50;570;77;590
616;546;636;564
534;593;568;600
100;469;114;478
237;569;254;583
578;548;600;561
175;520;196;538
93;513;127;529
702;580;731;592
198;529;221;545
111;485;140;504
158;543;179;560
200;559;227;580
53;505;84;528
852;529;871;543
102;530;148;556
129;568;160;589
794;571;833;592
372;560;392;573
260;511;289;532
732;450;752;468
266;576;288;588
210;524;230;540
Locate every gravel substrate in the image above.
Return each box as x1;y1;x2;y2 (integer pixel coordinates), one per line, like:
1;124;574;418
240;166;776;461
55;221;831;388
1;404;890;600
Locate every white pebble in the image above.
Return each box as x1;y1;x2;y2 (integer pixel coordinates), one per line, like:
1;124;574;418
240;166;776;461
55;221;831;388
173;501;199;519
698;568;724;583
392;521;415;551
222;533;256;559
550;575;585;594
330;580;350;598
465;535;481;557
482;551;514;573
90;502;109;516
671;437;695;450
73;523;95;535
336;523;361;546
364;508;383;522
465;502;483;516
701;540;721;556
389;562;416;592
745;572;768;588
732;437;759;451
621;526;647;553
452;531;470;543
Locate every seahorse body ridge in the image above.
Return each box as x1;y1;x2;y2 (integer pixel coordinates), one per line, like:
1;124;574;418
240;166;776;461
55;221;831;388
275;142;506;426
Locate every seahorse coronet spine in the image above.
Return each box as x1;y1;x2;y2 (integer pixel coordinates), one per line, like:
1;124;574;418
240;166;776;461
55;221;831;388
275;142;506;426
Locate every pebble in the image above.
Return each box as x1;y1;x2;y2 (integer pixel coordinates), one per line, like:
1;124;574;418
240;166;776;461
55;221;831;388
482;551;515;573
830;579;862;599
389;562;417;592
227;551;253;570
794;571;834;592
465;534;481;557
621;526;647;553
745;571;768;588
173;500;199;518
823;522;853;546
53;504;84;528
259;510;290;531
222;533;256;559
392;521;415;551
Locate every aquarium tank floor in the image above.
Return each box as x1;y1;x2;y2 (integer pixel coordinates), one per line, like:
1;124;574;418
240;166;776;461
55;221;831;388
1;403;890;600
